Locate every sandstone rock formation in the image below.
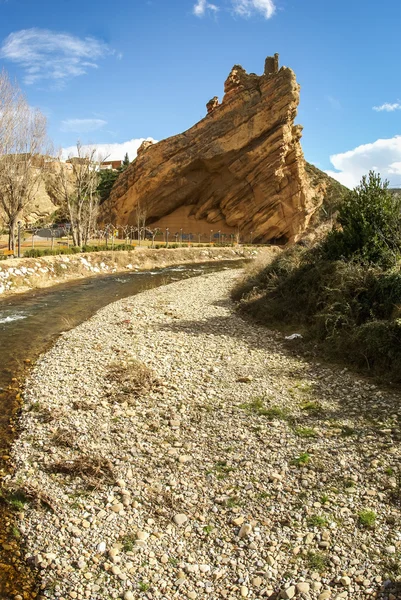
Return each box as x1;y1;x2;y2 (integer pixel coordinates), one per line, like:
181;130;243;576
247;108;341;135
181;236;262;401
100;55;343;244
0;164;58;227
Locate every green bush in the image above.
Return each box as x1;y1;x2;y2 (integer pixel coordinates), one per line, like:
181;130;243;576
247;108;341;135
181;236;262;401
321;171;401;268
234;242;401;380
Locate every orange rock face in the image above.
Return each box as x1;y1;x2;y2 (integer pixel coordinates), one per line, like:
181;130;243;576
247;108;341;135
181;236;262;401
100;55;333;244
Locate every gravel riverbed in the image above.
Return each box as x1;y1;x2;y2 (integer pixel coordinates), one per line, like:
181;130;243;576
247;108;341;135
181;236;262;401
6;269;401;600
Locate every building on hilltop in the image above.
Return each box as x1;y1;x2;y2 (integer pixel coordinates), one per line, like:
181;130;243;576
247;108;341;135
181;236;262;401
99;160;123;171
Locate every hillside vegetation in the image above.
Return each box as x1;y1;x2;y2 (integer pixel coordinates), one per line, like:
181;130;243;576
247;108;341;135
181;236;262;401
233;172;401;382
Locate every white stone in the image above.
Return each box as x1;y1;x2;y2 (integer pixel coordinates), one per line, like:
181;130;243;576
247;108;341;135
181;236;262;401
173;513;188;526
238;523;252;538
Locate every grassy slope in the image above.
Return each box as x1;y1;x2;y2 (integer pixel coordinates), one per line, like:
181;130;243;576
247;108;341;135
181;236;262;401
233;247;401;383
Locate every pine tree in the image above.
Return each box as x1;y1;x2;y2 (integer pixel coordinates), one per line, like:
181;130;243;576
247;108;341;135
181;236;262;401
121;153;130;170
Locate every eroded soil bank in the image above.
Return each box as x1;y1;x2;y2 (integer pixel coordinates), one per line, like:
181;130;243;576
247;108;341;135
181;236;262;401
5;270;401;600
0;247;267;298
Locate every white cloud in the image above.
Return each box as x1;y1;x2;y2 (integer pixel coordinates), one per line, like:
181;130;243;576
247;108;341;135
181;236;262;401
325;135;401;189
193;0;219;16
192;0;276;18
61;137;158;162
0;28;111;86
60;118;107;133
233;0;276;19
373;102;401;112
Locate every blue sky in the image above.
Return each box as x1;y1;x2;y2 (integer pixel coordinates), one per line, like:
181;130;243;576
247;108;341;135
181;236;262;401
0;0;400;187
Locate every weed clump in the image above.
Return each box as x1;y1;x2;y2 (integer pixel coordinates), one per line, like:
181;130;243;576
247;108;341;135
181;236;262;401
106;358;159;402
358;510;376;529
291;452;311;467
305;551;328;572
294;426;317;438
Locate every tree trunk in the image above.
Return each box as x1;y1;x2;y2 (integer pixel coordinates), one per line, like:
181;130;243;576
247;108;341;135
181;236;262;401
8;218;18;252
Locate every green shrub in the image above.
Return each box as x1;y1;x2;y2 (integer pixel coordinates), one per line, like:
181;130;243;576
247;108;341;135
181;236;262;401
321;171;401;268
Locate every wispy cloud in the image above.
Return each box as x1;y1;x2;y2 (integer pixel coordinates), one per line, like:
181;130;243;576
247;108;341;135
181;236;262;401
373;102;401;112
325;135;401;189
327;95;341;110
232;0;276;19
193;0;219;16
62;137;158;162
192;0;276;19
60;118;107;133
0;28;111;86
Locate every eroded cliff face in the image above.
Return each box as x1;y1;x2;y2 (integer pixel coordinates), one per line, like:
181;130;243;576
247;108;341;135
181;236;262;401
100;56;334;244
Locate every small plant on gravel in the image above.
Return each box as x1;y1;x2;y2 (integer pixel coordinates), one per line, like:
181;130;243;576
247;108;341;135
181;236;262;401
294;426;317;438
0;489;29;511
138;582;150;592
385;467;395;476
121;533;136;552
209;461;236;479
305;551;328;572
320;494;330;504
240;397;290;421
340;425;356;437
358;509;376;529
300;400;322;413
203;525;214;535
289;381;313;397
11;526;21;539
43;579;59;594
28;401;41;412
307;514;328;528
226;496;241;508
291;452;311;467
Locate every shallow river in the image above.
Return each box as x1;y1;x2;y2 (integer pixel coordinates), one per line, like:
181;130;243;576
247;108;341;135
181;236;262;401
0;260;245;599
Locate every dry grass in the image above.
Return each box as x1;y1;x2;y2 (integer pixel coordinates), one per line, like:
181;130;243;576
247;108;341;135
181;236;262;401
2;482;57;512
72;400;93;411
51;427;76;448
106;358;160;402
231;248;281;301
49;455;115;487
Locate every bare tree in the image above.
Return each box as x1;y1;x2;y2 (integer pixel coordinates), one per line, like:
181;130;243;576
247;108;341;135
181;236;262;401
149;227;160;248
0;70;49;251
47;143;105;248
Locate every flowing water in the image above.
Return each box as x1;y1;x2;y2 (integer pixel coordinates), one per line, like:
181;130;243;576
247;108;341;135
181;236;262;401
0;260;246;599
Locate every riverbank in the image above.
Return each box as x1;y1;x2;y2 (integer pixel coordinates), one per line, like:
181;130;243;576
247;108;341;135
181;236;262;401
0;246;266;298
5;270;401;599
